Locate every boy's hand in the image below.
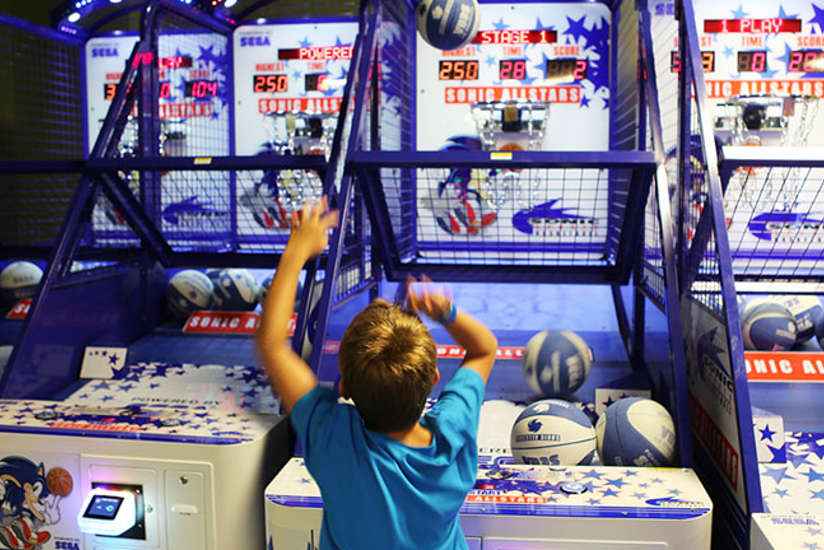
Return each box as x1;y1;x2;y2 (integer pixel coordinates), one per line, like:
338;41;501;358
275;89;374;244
406;275;452;321
286;196;340;261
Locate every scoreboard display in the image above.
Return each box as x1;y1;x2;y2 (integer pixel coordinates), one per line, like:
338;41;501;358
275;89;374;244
416;2;610;151
232;21;357;156
415;2;611;255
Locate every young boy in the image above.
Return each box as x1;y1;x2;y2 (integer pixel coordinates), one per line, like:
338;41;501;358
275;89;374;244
257;198;498;549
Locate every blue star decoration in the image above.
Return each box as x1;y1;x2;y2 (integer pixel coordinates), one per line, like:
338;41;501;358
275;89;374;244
809;527;823;536
602;395;616;408
805;468;824;483
804;542;821;549
601;488;619;497
606;478;626;488
763;466;795;484
632;492;646;499
492;17;508;31
565;15;588;43
773;488;789;497
582;469;603;479
768;444;787;463
723;45;735;59
587;497;601;505
108;354;120;365
624;470;638;477
486;55;497;67
580;95;591;109
730;4;749;19
299;36;312;48
811;4;824;34
669;488;682;495
760;424;777;441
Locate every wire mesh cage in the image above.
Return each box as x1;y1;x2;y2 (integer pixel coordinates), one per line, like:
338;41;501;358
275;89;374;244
355;0;655;282
0;20;84;252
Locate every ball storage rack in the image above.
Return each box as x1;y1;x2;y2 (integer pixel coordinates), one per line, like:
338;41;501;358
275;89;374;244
0;0;373;400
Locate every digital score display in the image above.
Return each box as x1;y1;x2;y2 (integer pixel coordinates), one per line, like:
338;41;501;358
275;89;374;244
670;51;716;73
471;29;557;44
159;55;193;69
703;18;802;33
253;74;288;93
737;50;768;72
499;59;527;80
185;80;218;98
438;60;480;81
788;50;824;73
546;58;588;80
278;46;353;61
305;73;330;91
105;80;217;99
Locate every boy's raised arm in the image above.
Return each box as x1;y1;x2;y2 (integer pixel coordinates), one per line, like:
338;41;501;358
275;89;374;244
407;276;498;383
256;198;339;413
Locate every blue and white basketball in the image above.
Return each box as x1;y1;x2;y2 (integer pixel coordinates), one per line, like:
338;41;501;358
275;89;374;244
522;330;592;397
817;316;824;350
166;270;214;321
511;399;596;466
769;295;823;343
257;275;304;311
416;0;480;51
210;268;259;311
741;299;797;351
0;261;43;305
595;397;676;467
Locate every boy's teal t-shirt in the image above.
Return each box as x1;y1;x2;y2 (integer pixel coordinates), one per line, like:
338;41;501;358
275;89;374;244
290;368;485;550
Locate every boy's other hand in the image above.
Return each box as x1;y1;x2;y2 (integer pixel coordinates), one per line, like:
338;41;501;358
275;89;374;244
286;196;340;260
406;275;452;321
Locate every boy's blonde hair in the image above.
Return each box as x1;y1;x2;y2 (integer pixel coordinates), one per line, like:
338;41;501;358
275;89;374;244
338;299;437;432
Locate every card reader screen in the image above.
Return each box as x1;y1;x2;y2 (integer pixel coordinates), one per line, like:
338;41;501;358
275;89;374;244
83;495;124;520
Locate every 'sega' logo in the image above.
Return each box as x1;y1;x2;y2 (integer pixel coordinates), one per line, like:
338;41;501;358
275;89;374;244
240;36;271;47
512;200;598;237
91;47;119;57
527;419;542;433
747;211;824;241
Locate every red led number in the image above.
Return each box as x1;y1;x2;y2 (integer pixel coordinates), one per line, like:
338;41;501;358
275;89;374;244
253;74;288;93
500;59;527;80
789;50;824;72
438;60;479;81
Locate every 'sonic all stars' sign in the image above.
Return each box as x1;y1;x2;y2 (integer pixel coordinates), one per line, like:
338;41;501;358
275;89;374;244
184;311;297;335
746;352;824;382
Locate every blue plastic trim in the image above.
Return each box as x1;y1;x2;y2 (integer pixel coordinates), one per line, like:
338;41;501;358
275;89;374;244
679;0;762;520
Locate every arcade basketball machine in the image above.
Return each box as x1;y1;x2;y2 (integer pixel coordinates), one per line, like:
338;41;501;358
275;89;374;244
0;0;374;548
264;0;713;548
653;0;824;548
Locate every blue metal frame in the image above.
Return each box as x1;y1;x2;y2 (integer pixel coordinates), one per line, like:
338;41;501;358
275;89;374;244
673;0;763;546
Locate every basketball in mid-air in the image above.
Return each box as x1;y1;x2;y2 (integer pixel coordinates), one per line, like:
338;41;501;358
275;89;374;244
416;0;480;51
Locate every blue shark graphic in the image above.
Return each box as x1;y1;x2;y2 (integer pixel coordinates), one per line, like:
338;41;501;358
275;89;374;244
748;211;824;241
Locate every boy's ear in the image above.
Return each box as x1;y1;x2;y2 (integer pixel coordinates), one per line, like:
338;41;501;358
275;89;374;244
338;378;349;398
433;367;440;386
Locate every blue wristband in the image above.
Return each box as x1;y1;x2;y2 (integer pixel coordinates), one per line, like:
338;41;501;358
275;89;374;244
438;302;458;326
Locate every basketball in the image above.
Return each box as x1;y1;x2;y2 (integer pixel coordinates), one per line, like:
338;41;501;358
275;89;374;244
595;397;676;467
166;270;214;321
416;0;480;51
0;261;43;305
210;268;259;311
45;467;73;497
769;295;823;343
741;299;798;351
817;316;824;350
522;330;592;397
257;275;304;311
510;398;597;466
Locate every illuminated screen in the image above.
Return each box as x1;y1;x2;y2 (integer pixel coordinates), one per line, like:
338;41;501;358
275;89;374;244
670;51;715;73
703;18;801;33
471;29;557;44
186;80;218;98
278;46;352;60
159;55;193;69
546;58;588;80
737;50;768;72
305;73;330;91
499;59;528;80
253;74;288;93
438;60;479;81
83;495;123;520
788;50;824;73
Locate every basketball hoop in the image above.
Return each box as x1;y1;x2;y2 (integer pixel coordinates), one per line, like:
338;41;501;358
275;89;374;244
469;100;549;210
